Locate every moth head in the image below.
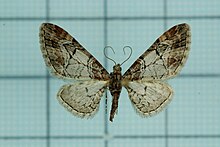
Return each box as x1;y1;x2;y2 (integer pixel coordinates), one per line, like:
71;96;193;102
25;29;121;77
113;64;122;73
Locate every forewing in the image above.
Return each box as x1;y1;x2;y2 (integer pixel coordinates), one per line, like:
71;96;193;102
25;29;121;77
123;23;191;81
57;80;107;118
39;23;109;80
124;80;173;117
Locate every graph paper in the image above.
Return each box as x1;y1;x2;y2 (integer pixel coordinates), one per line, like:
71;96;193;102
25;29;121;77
0;0;220;147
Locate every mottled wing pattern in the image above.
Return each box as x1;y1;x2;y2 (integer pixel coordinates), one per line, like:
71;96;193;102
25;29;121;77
122;23;190;117
57;80;108;118
125;80;173;116
39;23;109;80
40;23;110;118
123;23;191;81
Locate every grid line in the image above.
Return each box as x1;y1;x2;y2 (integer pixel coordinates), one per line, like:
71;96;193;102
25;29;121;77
45;0;50;147
1;15;220;21
113;134;220;139
163;0;169;146
103;1;109;147
1;134;220;140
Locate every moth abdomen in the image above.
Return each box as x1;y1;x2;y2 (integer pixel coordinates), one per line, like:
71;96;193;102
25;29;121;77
110;93;120;122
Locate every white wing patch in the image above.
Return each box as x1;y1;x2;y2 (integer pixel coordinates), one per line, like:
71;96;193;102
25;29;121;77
124;80;173;117
57;80;108;118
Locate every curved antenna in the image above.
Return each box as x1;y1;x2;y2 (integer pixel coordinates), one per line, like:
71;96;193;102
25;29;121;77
104;46;116;65
120;46;133;65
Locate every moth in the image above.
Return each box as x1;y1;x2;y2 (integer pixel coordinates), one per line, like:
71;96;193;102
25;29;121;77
39;23;190;122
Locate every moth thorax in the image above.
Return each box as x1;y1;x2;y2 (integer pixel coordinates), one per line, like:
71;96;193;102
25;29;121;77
109;64;122;94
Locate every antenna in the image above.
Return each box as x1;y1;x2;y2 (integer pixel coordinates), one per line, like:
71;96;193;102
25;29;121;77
104;46;133;65
120;46;132;65
104;46;116;65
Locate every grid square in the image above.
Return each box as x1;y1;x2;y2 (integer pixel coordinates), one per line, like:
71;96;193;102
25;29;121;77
107;21;167;136
0;79;46;136
108;89;166;136
168;0;220;16
49;79;105;136
48;21;105;64
0;21;46;76
167;20;220;75
41;21;105;136
108;0;164;17
49;0;104;17
0;0;46;17
168;78;220;135
107;20;164;73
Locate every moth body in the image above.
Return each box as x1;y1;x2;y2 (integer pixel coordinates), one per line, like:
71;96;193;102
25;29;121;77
109;64;122;121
